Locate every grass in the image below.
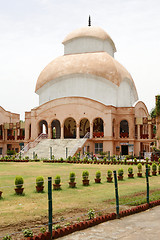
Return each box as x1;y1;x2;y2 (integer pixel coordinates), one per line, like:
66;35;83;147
0;162;160;227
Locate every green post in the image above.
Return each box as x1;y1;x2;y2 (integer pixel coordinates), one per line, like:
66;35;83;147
113;170;120;218
145;164;149;205
132;152;133;161
50;147;52;160
66;147;68;159
139;152;141;162
33;151;35;160
48;177;52;238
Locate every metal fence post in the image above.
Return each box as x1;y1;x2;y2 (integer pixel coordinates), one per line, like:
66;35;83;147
113;170;120;218
48;177;52;239
145;164;149;205
108;151;110;161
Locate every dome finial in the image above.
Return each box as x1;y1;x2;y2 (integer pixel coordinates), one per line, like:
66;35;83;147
88;15;91;27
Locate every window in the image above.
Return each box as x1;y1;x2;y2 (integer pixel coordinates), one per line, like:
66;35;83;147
95;143;103;154
0;148;2;155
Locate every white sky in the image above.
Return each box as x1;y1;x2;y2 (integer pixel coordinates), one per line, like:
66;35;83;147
0;0;160;120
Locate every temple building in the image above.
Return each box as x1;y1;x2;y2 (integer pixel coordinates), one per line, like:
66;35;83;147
0;24;156;158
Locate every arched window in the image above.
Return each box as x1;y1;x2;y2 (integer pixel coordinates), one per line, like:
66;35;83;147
120;120;129;138
79;118;90;138
64;117;76;138
51;120;61;139
39;120;48;135
93;118;104;138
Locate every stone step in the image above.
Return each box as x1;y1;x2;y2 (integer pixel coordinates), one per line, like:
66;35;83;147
24;138;87;159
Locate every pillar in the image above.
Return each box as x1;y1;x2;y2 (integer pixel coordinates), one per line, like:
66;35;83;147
90;123;93;139
48;126;51;139
76;124;79;139
137;125;140;139
148;124;152;139
61;126;64;139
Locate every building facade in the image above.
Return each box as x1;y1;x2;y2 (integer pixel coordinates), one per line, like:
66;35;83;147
23;26;155;157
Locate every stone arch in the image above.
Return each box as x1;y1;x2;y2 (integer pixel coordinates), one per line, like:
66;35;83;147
79;118;90;138
51;119;61;139
38;120;48;135
93;118;104;138
120;120;129;138
64;117;76;138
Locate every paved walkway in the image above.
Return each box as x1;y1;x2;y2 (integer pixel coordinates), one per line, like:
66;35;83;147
60;206;160;240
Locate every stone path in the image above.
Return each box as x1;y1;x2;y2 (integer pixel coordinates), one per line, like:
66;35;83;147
60;206;160;240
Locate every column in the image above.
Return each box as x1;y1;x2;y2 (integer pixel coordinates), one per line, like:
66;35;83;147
48;126;51;139
15;129;18;141
76;124;79;139
90;123;93;139
137;125;140;139
61;126;64;139
148;124;152;139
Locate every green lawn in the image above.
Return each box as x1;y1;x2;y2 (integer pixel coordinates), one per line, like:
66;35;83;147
0;162;160;227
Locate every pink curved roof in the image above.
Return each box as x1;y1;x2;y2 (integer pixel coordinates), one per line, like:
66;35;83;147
35;52;137;95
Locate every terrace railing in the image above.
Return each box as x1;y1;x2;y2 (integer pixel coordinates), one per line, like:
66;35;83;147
17;133;48;158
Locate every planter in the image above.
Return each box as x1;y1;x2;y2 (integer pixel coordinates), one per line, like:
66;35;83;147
82;179;90;186
118;175;123;180
137;172;142;177
15;188;24;195
53;184;61;190
69;182;76;188
152;171;157;176
128;173;134;178
107;177;113;182
0;191;2;198
95;178;101;183
36;185;44;193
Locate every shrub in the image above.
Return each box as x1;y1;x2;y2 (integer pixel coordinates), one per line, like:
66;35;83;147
25;156;29;160
96;171;101;179
134;158;137;164
118;168;124;176
103;157;107;163
107;170;112;177
36;176;44;187
152;162;157;172
82;171;89;180
15;176;24;189
67;156;72;162
72;156;76;162
113;157;116;164
158;164;160;171
146;157;149;164
54;175;61;185
69;172;75;182
128;167;133;174
3;235;12;240
23;229;33;237
137;163;142;173
40;227;46;234
158;158;160;164
87;209;95;219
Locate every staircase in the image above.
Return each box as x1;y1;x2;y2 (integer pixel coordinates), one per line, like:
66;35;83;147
23;136;89;159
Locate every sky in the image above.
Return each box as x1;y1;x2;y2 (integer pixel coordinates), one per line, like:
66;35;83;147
0;0;160;120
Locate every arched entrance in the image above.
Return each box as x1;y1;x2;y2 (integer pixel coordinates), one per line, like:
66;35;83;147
79;118;90;138
93;118;104;138
64;117;76;138
51;120;61;139
39;120;48;135
120;120;129;138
